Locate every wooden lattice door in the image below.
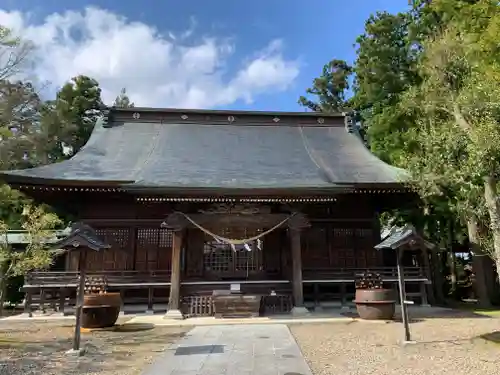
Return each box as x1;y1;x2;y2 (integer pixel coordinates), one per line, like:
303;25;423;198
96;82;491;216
332;228;356;268
135;228;173;271
354;228;380;268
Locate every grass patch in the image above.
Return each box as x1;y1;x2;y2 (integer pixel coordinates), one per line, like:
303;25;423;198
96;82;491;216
473;309;500;318
446;300;500;317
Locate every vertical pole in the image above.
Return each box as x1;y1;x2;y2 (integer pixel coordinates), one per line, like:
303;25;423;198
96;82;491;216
289;227;305;313
396;248;411;342
73;250;87;351
165;230;183;319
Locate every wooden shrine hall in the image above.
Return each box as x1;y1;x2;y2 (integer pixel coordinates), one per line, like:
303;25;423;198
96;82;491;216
0;107;431;318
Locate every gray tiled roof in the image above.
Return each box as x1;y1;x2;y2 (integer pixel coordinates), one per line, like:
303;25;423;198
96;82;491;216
1;109;407;191
375;225;435;250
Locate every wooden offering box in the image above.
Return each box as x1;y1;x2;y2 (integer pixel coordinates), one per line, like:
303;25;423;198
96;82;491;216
212;289;261;318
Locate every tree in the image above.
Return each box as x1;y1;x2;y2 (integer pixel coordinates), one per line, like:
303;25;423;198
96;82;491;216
399;0;500;289
113;88;134;108
0;26;33;81
40;75;104;161
0;80;45;169
298;59;352;112
0;202;62;315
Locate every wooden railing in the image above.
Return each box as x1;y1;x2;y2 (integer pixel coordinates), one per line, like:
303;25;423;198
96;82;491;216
25;266;428;289
22;267;430;316
25;270;172;289
302;267;428;282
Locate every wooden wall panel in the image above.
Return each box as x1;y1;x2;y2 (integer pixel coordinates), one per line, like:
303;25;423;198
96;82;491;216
302;225;329;268
263;229;283;276
135;228;173;271
67;227;133;271
185;229;204;277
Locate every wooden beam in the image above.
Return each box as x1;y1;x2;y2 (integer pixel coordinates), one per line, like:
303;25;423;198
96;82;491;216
165;230;184;319
164;212;310;230
289;228;305;312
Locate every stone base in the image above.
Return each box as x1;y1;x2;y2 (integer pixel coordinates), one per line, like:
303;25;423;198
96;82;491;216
402;340;417;346
163;309;184;320
145;309;155;315
291;306;310;316
314;305;324;312
65;348;86;356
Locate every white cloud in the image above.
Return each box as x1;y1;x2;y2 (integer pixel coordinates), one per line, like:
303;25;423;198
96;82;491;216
0;7;300;108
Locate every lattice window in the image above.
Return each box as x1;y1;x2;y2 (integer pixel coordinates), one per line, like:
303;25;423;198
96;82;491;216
203;228;263;276
135;228;173;271
69;228;132;271
331;227;380;268
354;228;379;268
302;226;329;267
332;228;355;268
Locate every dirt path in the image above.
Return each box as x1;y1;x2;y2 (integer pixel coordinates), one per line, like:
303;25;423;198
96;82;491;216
0;318;189;375
291;316;500;375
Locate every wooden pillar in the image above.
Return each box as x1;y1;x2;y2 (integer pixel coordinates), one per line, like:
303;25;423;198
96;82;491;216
289;226;308;315
165;229;184;319
421;248;433;306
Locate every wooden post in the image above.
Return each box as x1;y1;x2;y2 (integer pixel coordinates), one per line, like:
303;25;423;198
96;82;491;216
396;248;412;343
165;229;184;319
24;290;32;317
421;247;434;306
289;227;307;315
72;249;87;353
59;288;66;314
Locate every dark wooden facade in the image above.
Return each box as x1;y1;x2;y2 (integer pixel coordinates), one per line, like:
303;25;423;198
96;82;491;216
1;107;430;317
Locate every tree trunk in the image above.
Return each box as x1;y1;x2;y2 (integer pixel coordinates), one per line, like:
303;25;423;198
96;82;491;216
448;251;457;296
0;277;6;317
483;176;500;284
467;218;492;307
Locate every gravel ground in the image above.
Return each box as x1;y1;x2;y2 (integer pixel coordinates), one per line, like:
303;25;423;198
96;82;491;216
0;318;188;375
290;310;500;375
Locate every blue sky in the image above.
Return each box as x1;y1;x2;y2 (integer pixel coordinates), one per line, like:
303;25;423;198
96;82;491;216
0;0;410;111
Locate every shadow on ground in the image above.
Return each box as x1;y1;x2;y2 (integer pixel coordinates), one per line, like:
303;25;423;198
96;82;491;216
0;321;187;375
340;305;494;323
480;331;500;344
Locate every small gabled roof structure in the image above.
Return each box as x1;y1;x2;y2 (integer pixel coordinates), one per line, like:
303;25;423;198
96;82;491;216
0;107;408;194
375;225;435;251
52;222;110;251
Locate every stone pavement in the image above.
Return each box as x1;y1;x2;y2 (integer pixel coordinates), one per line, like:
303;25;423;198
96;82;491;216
141;324;313;375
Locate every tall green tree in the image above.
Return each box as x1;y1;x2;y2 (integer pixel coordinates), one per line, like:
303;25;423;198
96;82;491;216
41;75;104;161
400;0;500;293
113;87;134;108
298;59;352;112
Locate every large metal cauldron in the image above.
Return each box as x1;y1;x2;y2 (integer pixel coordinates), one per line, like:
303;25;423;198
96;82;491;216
354;289;396;320
82;293;122;329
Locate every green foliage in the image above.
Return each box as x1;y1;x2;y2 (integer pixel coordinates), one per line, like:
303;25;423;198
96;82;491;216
0;205;62;313
113;87;135;108
298;59;352;112
0;80;44;170
398;0;500;264
0;25;33;81
298;0;497;256
40;75;104;161
0;205;62;278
